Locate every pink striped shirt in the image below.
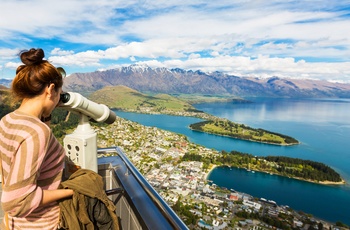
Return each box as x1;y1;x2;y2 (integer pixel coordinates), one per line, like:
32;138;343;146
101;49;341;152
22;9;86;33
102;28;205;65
0;111;65;229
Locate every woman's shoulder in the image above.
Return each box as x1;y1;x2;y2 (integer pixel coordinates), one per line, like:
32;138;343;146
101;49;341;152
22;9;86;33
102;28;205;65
3;111;51;136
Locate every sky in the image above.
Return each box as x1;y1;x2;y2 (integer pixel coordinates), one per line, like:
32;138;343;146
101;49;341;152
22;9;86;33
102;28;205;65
1;0;350;83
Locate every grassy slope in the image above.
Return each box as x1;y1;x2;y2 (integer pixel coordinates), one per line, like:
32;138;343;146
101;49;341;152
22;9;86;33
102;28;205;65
89;85;197;112
0;88;18;107
172;94;244;104
190;120;299;145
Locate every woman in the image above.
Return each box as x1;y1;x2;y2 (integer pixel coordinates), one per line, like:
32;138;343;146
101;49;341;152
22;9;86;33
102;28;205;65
0;48;73;229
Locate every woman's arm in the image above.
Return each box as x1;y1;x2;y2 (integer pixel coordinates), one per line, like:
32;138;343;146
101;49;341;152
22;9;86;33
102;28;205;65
40;189;74;206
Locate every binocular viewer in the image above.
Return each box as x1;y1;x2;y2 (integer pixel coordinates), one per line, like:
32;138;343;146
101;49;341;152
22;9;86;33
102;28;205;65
59;92;116;124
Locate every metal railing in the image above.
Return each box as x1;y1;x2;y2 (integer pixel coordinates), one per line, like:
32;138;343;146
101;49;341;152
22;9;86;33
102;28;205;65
97;147;188;230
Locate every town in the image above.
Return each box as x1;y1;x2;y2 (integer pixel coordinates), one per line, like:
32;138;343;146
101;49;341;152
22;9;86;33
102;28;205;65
94;115;348;230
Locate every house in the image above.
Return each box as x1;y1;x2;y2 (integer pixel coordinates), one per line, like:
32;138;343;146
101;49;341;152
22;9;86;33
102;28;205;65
243;200;262;210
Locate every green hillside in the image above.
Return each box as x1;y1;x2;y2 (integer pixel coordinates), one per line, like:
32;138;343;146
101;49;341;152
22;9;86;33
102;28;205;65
89;85;200;113
171;94;244;104
0;88;18;118
190;120;299;145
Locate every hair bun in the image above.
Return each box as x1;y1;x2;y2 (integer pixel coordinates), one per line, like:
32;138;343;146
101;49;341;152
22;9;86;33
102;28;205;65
20;48;45;65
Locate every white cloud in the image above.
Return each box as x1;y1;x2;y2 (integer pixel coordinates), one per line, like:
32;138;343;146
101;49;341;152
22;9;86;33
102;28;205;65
0;48;20;61
136;60;165;69
50;48;74;56
161;55;350;82
189;53;201;59
1;1;350;82
49;51;103;67
4;62;21;69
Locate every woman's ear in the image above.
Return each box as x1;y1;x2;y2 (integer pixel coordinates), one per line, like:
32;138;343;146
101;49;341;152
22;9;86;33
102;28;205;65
46;83;56;98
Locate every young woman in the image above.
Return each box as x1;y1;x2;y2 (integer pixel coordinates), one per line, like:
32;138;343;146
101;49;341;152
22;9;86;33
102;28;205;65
0;48;73;229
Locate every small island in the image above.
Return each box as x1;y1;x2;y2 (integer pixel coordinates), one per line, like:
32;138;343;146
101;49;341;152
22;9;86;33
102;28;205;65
189;120;299;146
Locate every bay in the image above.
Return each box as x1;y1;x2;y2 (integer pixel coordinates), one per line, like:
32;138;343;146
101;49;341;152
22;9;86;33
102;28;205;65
115;97;350;225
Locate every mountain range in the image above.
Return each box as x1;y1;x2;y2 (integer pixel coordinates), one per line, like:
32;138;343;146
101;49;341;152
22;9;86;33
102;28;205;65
1;64;350;98
62;64;350;98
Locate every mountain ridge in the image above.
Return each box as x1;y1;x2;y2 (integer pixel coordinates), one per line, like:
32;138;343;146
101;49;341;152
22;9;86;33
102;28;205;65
4;64;350;98
63;65;350;98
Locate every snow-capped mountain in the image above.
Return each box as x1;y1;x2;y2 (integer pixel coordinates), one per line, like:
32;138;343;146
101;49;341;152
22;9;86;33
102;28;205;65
62;64;350;98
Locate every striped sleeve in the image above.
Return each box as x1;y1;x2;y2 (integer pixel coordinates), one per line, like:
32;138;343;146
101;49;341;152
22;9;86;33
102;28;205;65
1;113;50;217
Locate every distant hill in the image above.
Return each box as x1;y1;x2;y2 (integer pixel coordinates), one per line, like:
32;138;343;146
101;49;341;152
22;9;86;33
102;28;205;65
0;87;10;103
89;85;200;113
0;87;18;118
0;84;8;90
0;79;12;88
63;64;350;98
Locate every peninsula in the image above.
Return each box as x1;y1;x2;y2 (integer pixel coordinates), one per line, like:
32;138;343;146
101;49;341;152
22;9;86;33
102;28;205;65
186;151;344;185
189;120;299;146
89;85;300;146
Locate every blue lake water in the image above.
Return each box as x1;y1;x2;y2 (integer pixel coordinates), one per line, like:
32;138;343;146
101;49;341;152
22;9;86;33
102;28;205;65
115;97;350;225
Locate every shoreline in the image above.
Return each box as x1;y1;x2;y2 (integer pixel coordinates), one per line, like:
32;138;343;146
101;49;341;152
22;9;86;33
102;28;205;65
299;178;346;185
205;164;218;181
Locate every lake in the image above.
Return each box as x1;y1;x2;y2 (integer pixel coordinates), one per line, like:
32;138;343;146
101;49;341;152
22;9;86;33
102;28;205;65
115;97;350;225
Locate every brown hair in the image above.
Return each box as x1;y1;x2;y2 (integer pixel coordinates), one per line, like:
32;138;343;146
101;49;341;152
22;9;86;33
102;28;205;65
11;48;64;100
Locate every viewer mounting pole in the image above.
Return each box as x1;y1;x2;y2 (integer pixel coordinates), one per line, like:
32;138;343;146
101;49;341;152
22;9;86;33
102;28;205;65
63;113;97;177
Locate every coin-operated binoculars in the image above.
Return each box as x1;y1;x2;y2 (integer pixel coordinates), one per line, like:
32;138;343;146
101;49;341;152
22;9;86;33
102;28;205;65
59;92;116;176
